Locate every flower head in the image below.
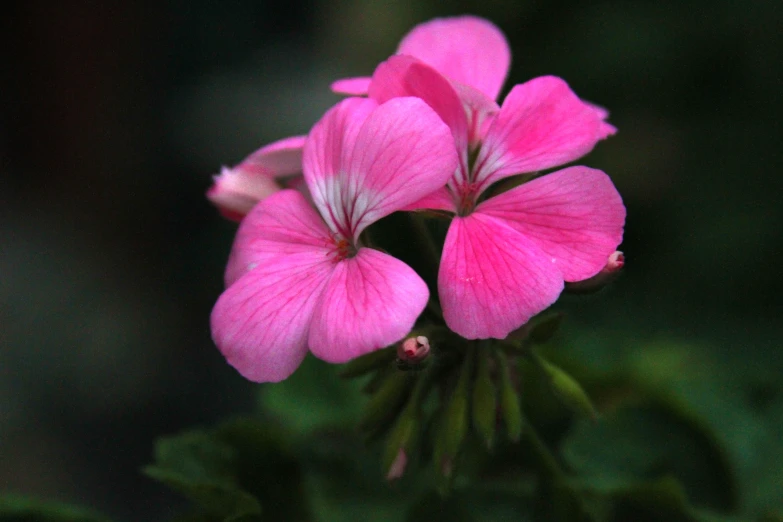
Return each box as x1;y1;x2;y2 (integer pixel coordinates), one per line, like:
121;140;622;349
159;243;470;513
211;97;458;382
366;38;624;339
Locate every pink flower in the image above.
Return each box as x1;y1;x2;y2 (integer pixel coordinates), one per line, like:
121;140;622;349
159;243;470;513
369;57;625;339
210;97;458;382
207;135;306;221
331;15;510;101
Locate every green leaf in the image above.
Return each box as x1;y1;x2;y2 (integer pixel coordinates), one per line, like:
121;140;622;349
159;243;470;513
143;430;262;520
533;352;597;420
0;495;112;522
215;419;312;522
260;355;365;435
145;418;311;522
562;403;735;514
554;334;783;518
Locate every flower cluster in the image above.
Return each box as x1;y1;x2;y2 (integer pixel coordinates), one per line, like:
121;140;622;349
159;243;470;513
209;16;625;383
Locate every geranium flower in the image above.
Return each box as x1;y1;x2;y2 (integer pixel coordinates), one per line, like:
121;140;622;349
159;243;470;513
207;135;306;221
369;57;626;339
210;97;458;382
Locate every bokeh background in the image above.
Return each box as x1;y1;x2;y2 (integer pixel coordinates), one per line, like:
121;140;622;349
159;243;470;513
2;1;781;520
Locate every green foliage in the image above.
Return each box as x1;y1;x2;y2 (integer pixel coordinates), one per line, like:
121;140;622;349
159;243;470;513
140;329;783;522
432;343;474;479
0;496;112;522
144;430;262;520
260;355;366;436
550;333;783;521
144;419;310;521
532;352;597;420
562;404;734;512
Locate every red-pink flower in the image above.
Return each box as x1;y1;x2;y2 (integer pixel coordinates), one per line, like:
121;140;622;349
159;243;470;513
207;135;306;221
210;97;458;382
368;55;625;339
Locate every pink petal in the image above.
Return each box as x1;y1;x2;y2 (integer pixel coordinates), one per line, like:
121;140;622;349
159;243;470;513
211;192;338;382
401;186;457;212
474;76;616;190
211;251;334;382
369;55;469;155
396;16;511;100
477;166;626;282
244;135;306;178
224;190;334;288
439;213;563;339
206;135;306;220
207;166;282;221
342;96;458;235
303;97;379;235
309;248;429;362
331;77;372;96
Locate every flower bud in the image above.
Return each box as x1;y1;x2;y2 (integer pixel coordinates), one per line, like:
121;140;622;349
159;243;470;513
207;166;282;222
433;345;473;477
397;336;431;363
206;135;305;221
564;251;625;294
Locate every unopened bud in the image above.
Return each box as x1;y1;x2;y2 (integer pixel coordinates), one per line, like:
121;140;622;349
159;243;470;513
207;135;305;222
534;353;597;420
207;166;281;221
398;336;430;363
565;251;624;294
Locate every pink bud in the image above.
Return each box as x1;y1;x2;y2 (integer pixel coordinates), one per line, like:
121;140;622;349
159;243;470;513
207;166;282;222
564;251;625;294
606;250;624;272
386;449;408;480
397;335;430;363
207;135;306;222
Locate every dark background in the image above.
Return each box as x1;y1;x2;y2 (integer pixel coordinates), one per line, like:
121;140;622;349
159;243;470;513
1;1;781;520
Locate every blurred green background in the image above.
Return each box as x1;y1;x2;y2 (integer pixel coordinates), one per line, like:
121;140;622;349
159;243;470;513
1;1;781;520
